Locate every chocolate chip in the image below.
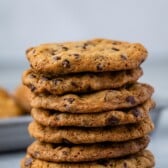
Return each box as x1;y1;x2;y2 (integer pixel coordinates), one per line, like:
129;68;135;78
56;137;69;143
53;56;61;60
64;104;71;112
62;151;68;155
71;81;78;88
24;158;33;167
106;116;120;125
131;108;141;117
120;54;127;60
112;41;121;45
96;63;103;71
73;53;80;59
126;96;136;105
123;162;128;168
62;46;69;51
82;43;88;49
62;59;70;68
112;47;120;51
29;74;36;78
53;78;63;85
29;84;36;92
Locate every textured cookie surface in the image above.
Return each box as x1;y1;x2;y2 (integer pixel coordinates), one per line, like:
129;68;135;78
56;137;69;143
27;136;149;162
26;38;147;75
23;68;143;95
30;83;154;113
0;87;23;118
28;117;154;144
21;150;155;168
31;99;155;127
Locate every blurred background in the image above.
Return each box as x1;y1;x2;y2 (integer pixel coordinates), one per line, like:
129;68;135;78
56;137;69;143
0;0;168;167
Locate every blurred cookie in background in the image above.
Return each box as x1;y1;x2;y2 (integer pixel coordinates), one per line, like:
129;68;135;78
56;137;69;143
14;85;32;113
0;87;24;118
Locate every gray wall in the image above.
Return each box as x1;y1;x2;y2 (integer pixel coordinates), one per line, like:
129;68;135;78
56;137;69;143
0;0;168;66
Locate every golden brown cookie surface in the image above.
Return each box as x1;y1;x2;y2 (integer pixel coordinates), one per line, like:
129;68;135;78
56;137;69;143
28;117;154;144
30;83;154;113
27;136;150;162
31;99;155;127
23;68;143;95
0;87;23;118
21;150;155;168
26;38;147;75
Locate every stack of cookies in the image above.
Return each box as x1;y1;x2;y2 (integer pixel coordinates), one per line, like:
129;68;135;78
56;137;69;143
21;39;155;168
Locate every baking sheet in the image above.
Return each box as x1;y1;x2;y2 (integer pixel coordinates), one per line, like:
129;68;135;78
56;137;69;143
0;116;33;152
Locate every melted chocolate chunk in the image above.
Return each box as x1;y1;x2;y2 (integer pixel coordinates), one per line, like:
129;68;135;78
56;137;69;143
24;158;33;167
29;84;36;92
73;53;80;59
126;96;136;105
106;116;120;125
62;60;70;68
62;46;69;51
62;151;68;156
29;74;36;78
112;47;120;51
53;56;61;60
71;81;78;88
82;43;88;49
131;108;141;117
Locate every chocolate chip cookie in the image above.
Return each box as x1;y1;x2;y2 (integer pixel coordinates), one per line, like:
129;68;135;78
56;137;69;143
23;68;143;95
31;99;155;127
30;83;154;113
21;150;155;168
28;117;154;144
27;136;149;162
0;87;23;118
14;85;32;113
26;38;147;75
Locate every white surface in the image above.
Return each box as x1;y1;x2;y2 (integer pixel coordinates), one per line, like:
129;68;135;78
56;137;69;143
0;108;168;167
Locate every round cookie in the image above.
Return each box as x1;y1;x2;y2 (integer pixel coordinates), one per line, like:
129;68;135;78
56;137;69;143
31;99;155;127
26;38;147;75
23;68;143;95
21;150;155;168
28;117;154;144
27;136;149;162
14;85;32;113
0;87;23;118
30;83;154;113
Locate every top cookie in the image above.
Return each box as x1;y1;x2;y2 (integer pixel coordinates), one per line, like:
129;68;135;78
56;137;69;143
26;38;147;75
